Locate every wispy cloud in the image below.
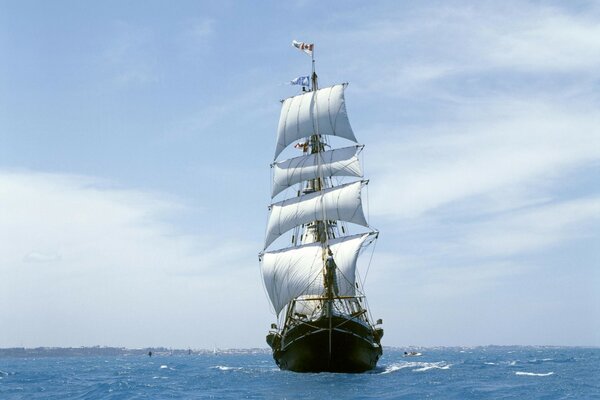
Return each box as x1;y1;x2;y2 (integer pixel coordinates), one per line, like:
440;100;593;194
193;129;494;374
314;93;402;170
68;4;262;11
463;196;600;257
334;3;600;344
177;17;215;57
0;171;265;348
485;8;600;72
183;18;214;43
318;2;600;97
100;22;159;86
368;99;600;219
23;252;62;263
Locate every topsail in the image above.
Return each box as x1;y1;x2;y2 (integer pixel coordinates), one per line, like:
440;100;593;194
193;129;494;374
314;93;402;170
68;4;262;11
264;181;369;249
271;145;363;198
274;84;357;159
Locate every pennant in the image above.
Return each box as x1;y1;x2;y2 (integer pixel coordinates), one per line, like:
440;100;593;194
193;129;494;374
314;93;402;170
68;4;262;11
292;40;314;56
290;76;310;86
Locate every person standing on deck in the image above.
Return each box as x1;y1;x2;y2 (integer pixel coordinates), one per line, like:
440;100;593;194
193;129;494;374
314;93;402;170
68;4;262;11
324;247;340;297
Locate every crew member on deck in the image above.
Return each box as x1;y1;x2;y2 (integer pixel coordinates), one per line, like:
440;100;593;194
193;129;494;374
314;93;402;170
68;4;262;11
325;247;340;297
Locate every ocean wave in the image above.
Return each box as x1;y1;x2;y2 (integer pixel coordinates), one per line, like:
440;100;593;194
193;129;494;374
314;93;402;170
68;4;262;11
380;364;411;374
0;370;15;379
381;361;451;374
413;363;451;372
515;371;554;377
528;358;555;364
212;365;243;371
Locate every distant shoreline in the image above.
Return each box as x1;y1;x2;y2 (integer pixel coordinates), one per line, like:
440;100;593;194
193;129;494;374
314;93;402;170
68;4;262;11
0;345;597;358
0;347;270;357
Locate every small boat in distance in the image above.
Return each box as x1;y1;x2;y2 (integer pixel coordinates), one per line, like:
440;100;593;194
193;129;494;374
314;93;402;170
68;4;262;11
259;41;383;373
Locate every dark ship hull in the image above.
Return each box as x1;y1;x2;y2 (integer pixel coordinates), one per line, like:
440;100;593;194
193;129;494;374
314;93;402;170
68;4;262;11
267;315;383;373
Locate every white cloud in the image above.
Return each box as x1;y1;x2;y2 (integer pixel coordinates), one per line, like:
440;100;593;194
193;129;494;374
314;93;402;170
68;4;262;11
0;171;268;348
319;2;600;97
23;252;62;263
487;9;600;71
368;100;600;219
463;196;600;257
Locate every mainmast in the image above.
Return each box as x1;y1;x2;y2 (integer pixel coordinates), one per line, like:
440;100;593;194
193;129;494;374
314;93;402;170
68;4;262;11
305;54;336;356
303;50;334;251
306;56;336;360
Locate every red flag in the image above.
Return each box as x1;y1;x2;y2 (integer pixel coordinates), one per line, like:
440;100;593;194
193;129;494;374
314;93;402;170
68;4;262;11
294;142;308;151
292;40;314;56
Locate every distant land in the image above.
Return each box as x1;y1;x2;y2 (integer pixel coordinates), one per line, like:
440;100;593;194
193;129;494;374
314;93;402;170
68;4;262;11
0;347;270;358
1;345;596;358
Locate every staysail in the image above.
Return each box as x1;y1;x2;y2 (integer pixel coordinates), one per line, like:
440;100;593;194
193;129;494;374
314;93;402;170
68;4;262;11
264;181;369;249
260;233;375;315
271;145;363;198
274;84;357;159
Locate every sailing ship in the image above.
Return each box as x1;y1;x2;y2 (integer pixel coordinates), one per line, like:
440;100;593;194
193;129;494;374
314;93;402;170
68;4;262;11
259;42;383;373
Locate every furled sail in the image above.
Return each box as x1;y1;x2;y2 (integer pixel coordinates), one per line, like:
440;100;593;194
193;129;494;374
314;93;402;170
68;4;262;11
271;145;363;198
260;233;375;315
264;181;368;249
274;84;357;159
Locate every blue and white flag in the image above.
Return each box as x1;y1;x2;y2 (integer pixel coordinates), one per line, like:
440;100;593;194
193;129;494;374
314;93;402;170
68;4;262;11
290;75;310;86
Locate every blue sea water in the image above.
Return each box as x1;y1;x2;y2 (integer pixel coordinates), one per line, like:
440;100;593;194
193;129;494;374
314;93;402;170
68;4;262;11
1;347;598;399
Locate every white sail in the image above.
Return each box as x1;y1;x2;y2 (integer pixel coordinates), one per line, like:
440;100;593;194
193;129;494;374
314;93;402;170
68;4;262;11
274;84;357;159
260;233;374;315
264;181;368;249
271;146;363;198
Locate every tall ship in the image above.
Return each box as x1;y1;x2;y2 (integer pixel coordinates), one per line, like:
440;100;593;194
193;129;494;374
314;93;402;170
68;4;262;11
259;41;383;373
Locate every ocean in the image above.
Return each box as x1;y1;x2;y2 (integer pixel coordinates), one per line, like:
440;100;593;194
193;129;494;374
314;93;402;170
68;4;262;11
0;347;598;399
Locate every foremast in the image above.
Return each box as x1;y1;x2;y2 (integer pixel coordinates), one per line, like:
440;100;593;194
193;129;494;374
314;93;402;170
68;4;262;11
298;65;332;248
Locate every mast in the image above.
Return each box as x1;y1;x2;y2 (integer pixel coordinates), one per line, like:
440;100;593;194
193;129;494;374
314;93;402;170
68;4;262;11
308;48;332;247
309;49;334;362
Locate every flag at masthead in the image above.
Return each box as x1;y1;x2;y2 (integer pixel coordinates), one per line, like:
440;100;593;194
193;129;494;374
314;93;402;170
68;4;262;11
292;40;314;56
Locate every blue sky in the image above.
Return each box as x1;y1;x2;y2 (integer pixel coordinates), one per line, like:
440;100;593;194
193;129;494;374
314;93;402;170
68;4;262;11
1;0;598;348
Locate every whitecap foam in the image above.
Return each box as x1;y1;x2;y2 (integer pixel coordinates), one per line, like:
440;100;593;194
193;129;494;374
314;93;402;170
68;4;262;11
413;363;451;372
212;365;242;371
380;363;412;374
515;371;554;377
380;361;451;374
